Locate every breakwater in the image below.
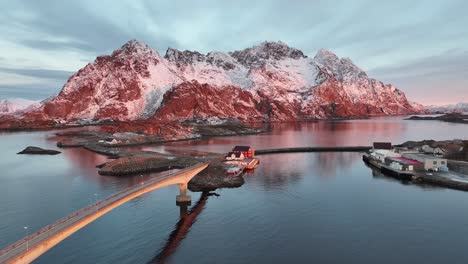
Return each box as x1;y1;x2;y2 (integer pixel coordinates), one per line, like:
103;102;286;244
255;146;372;155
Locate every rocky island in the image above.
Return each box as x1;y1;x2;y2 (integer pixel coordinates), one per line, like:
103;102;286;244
405;113;468;124
17;146;61;155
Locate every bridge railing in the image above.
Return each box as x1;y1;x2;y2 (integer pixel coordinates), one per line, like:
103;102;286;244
0;162;208;257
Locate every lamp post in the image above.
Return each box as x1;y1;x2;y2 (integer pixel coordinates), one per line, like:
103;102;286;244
94;193;98;211
24;226;29;251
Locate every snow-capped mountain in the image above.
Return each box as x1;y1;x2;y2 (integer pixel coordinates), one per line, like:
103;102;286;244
426;103;468;113
0;98;40;115
20;40;423;123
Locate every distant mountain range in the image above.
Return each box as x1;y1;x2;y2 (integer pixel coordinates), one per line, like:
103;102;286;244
2;40;425;125
0;98;39;115
426;103;468;113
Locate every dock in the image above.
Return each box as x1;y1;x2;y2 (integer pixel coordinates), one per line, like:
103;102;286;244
414;172;468;192
364;153;468;192
363;154;414;180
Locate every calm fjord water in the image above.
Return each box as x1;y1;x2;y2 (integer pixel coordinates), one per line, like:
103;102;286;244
1;117;468;264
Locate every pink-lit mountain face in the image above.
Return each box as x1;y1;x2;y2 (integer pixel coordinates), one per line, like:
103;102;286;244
20;40;424;123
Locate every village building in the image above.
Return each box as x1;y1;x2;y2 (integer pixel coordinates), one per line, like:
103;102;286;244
401;153;448;171
232;146;255;159
371;142;400;162
439;144;464;154
373;149;400;162
421;145;445;155
384;157;424;171
225;151;245;161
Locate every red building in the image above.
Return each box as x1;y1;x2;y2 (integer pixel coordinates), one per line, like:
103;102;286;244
232;146;255;158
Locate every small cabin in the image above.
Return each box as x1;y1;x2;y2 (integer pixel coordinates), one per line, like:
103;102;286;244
232;146;255;159
225;151;245;161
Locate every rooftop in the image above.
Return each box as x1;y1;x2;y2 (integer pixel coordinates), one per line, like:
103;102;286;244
391;157;423;165
373;142;392;150
403;153;446;160
233;146;252;151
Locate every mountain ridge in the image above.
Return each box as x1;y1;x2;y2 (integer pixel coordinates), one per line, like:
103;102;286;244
426;102;468;113
4;39;425;125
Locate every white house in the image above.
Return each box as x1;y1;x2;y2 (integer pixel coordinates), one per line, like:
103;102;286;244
372;149;401;162
401;153;448;171
225;151;245;161
421;145;444;155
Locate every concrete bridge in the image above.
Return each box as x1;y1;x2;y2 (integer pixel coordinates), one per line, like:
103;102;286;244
0;163;209;264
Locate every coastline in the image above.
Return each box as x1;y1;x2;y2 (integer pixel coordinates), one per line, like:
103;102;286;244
0;111;430;133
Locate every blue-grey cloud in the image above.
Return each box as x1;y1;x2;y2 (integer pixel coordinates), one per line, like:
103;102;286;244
368;49;468;104
0;0;180;54
369;49;468;80
0;67;74;81
19;39;95;53
0;0;467;104
0;84;60;100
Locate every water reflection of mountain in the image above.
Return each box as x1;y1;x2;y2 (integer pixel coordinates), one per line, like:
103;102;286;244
250;154;304;190
313;152;359;178
252;152;361;190
145;120;407;155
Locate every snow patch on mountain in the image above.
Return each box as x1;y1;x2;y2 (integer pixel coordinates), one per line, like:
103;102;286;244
141;87;171;118
426;102;468;113
11;39;423;123
0;98;40;114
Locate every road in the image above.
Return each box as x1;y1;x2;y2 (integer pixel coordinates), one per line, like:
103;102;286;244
0;163;208;264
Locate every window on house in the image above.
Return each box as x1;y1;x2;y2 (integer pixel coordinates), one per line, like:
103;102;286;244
433;161;437;165
441;161;445;165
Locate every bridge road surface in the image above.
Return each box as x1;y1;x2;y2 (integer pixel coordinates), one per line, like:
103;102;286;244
0;162;209;264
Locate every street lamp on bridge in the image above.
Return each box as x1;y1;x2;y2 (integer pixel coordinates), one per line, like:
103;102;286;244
23;226;29;251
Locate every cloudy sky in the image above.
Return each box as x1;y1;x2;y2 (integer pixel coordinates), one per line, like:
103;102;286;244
0;0;466;105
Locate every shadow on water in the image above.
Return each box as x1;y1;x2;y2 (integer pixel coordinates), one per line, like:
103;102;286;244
149;192;219;264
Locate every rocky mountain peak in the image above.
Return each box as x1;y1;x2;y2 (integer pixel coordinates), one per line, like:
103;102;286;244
313;48;339;64
111;39;158;59
230;41;306;68
164;48;205;65
313;48;367;81
3;39;423;125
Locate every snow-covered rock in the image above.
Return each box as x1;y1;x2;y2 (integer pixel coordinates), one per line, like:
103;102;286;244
14;39;423;123
0;98;40;115
426;103;468;113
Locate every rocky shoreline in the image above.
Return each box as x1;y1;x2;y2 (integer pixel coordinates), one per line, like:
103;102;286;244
188;158;245;192
48;125;251;191
405;113;468;124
